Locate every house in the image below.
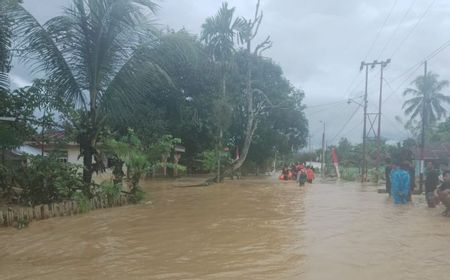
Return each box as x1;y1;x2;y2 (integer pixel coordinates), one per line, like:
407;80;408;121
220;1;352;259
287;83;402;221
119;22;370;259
2;144;46;168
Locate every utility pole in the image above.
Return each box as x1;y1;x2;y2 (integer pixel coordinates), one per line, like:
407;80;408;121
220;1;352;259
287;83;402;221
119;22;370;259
360;62;370;182
321;121;326;177
376;59;391;172
419;60;428;193
360;60;390;182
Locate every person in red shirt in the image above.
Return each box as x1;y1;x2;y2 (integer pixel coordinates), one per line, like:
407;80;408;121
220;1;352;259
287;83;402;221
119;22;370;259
306;166;315;183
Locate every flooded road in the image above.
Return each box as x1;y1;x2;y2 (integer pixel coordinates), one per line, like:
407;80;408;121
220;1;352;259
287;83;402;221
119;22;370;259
1;177;449;280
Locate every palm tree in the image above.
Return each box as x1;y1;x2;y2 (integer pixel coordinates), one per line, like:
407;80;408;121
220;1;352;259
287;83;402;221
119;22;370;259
7;0;171;187
0;0;19;92
201;2;247;181
402;72;450;128
201;3;247;86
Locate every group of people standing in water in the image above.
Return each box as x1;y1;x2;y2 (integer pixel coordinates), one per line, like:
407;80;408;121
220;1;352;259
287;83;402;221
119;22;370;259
385;159;450;216
279;163;315;186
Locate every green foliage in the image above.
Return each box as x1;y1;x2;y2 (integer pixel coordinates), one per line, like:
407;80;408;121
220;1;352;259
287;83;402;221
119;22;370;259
97;181;122;203
148;134;182;161
403;72;450;129
4;1;310;183
200;149;231;172
0;87;40;151
73;191;89;213
15;155;84;205
129;187;146;204
429;117;450;142
341;167;359;181
0;164;16;201
16;217;29;230
105;129;148;191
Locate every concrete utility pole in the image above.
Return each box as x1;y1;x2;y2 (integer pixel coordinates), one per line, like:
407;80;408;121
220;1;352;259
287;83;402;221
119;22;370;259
360;59;390;182
321;121;326;176
376;59;391;172
360;62;370;182
419;60;428;193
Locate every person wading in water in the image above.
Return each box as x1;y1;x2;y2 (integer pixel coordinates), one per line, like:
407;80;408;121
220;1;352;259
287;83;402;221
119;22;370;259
437;170;450;216
425;162;440;208
385;158;393;195
390;161;411;204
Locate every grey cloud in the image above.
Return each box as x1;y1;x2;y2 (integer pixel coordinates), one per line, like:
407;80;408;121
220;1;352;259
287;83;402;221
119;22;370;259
15;0;450;147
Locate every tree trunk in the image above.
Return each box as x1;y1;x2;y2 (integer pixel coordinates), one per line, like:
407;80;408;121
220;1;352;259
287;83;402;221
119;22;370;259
81;136;95;187
232;48;257;171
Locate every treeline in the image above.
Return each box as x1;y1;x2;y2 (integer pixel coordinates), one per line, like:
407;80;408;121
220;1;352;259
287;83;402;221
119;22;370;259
0;0;308;204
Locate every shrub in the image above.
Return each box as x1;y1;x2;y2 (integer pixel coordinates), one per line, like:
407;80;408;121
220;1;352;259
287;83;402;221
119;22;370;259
97;181;122;204
73;191;90;213
16;155;84;205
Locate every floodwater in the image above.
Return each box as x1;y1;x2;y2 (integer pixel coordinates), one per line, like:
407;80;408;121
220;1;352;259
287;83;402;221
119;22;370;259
1;177;449;280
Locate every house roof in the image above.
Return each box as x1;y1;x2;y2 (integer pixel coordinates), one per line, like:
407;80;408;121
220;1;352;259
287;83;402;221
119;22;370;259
412;142;450;160
12;145;47;157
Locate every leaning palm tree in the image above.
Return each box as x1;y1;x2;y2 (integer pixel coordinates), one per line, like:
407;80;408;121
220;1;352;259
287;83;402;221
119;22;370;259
402;72;450;128
7;0;172;187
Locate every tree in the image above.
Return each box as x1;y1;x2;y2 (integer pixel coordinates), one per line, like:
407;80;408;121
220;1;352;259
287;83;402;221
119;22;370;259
429;117;450;142
8;0;172;188
0;0;19;91
402;72;450;129
230;54;308;172
201;2;247;181
0;86;39;163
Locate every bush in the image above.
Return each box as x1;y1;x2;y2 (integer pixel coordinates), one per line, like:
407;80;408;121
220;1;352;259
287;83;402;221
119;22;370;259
0;164;16;202
341;167;359;181
96;181;122;204
16;155;84;205
200;149;230;172
129;187;146;204
73;191;90;213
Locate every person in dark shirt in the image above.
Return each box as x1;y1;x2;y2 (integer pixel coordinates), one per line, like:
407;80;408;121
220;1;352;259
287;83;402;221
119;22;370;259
385;158;393;195
437;170;450;216
425;162;440;208
403;161;415;201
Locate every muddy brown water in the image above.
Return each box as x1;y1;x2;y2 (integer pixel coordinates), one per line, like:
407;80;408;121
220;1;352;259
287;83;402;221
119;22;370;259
1;177;449;280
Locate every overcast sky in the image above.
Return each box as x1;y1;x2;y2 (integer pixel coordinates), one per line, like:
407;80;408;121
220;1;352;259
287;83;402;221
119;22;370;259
14;0;450;147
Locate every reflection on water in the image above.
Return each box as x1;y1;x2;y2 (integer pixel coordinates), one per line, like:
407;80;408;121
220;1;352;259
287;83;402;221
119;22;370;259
1;177;449;280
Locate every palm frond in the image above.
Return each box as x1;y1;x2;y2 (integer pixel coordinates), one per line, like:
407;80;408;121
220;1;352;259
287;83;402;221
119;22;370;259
0;0;15;92
102;31;200;123
402;96;422;109
402;87;420;97
404;102;420;116
10;2;84;106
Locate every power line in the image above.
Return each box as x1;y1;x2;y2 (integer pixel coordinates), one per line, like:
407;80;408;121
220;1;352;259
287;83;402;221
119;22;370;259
363;0;399;61
305;99;349;109
329;105;361;143
382;37;450;103
382;64;421;103
390;0;437;58
342;0;398;101
377;0;417;59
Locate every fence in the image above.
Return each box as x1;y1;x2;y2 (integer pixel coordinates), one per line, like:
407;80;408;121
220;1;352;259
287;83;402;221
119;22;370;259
0;195;130;228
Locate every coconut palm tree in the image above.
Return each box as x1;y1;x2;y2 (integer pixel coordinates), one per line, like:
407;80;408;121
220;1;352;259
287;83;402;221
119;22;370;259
0;0;19;91
7;0;172;187
402;72;450;128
